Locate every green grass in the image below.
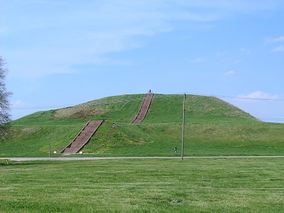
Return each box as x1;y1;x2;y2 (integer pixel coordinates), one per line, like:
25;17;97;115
1;94;284;212
1;159;284;212
1;94;284;157
0;125;82;156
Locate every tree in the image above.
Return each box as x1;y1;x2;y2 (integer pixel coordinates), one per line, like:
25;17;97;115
0;57;10;139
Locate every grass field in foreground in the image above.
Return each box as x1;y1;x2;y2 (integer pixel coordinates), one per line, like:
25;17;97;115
1;159;284;212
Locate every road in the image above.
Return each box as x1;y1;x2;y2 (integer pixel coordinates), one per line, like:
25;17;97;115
1;156;284;161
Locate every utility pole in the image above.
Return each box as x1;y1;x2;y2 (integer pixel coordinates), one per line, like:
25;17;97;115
181;93;186;160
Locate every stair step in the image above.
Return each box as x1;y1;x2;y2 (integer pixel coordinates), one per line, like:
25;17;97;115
61;120;104;154
133;91;154;124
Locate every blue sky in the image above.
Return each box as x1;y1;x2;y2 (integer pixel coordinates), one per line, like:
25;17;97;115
1;0;284;122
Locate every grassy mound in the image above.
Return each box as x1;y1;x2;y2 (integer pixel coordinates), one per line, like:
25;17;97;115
1;94;284;157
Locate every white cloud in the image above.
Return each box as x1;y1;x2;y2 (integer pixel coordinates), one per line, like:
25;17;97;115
189;57;206;64
224;70;236;77
10;100;36;119
267;36;284;53
10;100;29;109
268;36;284;43
238;91;279;100
174;0;281;12
240;48;251;55
272;46;284;52
1;0;282;77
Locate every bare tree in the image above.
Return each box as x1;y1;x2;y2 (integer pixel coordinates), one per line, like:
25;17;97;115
0;57;10;139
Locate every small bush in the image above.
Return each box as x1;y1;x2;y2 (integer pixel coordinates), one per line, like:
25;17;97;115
0;159;11;166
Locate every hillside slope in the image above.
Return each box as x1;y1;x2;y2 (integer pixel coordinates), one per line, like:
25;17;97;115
1;94;284;157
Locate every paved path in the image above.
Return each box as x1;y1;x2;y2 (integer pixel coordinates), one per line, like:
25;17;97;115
1;156;284;162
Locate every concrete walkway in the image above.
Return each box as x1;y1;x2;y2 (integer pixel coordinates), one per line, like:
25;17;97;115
1;156;284;162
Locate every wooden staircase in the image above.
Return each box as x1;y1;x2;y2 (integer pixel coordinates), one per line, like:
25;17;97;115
61;120;104;154
132;90;154;124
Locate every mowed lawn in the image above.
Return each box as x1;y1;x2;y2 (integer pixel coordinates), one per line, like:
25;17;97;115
1;159;284;212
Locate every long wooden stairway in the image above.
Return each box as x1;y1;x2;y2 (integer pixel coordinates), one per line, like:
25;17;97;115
132;90;154;124
61;120;104;154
